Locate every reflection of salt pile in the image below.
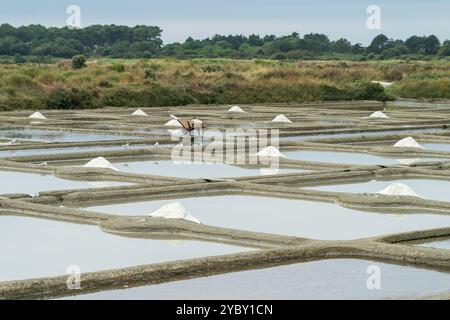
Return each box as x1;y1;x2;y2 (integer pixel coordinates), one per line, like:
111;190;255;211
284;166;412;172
83;157;118;171
366;111;389;119
377;183;422;198
88;181;115;188
259;167;280;175
29;112;47;120
228;106;246;113
397;158;421;165
272;114;292;123
132;109;148;116
256;146;287;158
371;81;394;88
148;202;202;224
393;137;424;149
168;129;187;137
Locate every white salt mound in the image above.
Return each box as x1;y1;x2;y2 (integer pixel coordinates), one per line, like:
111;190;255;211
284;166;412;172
393;137;424;149
132;109;148;116
367;111;389;119
165;119;183;127
83;157;118;171
371;81;394;88
256;146;287;158
29;112;47;120
228;106;246;113
272;114;292;123
377;183;422;198
148;202;202;224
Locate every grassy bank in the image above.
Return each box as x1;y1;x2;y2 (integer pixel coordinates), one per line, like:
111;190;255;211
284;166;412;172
0;59;449;111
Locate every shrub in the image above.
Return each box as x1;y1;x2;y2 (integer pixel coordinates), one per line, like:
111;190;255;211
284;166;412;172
356;82;391;101
46;88;95;109
112;63;125;72
144;68;157;80
72;55;87;69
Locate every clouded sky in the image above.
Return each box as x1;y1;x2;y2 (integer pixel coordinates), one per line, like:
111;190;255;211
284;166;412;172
1;0;448;44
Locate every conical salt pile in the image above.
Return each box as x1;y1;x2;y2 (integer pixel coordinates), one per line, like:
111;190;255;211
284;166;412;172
165;119;183;127
272;114;292;123
83;157;118;171
367;111;389;119
29;112;47;120
148;202;202;224
393;137;424;149
132;109;148;116
228;106;246;113
256;146;287;158
377;183;422;198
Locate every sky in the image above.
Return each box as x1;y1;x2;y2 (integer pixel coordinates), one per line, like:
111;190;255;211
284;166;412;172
0;0;448;45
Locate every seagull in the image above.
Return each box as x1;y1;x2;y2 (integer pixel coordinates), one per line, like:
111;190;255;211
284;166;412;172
38;161;48;167
154;142;160;148
122;143;130;149
30;192;40;199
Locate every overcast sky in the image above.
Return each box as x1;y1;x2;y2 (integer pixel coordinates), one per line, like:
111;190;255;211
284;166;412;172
1;0;448;44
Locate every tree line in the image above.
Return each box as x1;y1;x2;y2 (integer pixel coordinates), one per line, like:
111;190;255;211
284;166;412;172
0;23;449;61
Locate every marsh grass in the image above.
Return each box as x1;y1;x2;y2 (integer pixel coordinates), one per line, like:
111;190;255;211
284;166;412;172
0;59;448;110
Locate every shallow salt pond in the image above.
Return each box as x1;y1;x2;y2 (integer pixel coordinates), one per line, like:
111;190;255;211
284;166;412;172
0;144;168;158
63;259;450;300
0;128;141;143
0;216;250;282
284;150;399;165
422;143;450;153
418;239;450;250
0;170;127;195
84;196;450;240
112;160;301;178
306;179;450;202
281;128;447;142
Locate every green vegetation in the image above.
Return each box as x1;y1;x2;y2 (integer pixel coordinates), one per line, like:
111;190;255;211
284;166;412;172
72;55;86;69
0;24;448;62
0;59;448;111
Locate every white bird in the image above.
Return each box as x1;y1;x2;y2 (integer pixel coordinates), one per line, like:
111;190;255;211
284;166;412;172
154;142;159;148
30;192;40;199
122;143;130;149
38;161;48;167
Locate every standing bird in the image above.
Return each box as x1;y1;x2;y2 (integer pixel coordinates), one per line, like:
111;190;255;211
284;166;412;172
169;115;205;144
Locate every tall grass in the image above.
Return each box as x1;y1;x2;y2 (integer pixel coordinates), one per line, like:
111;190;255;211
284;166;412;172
0;59;448;111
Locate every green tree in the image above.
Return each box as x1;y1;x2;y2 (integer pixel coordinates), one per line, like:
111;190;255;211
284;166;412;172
72;55;86;69
330;38;352;53
368;34;393;53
